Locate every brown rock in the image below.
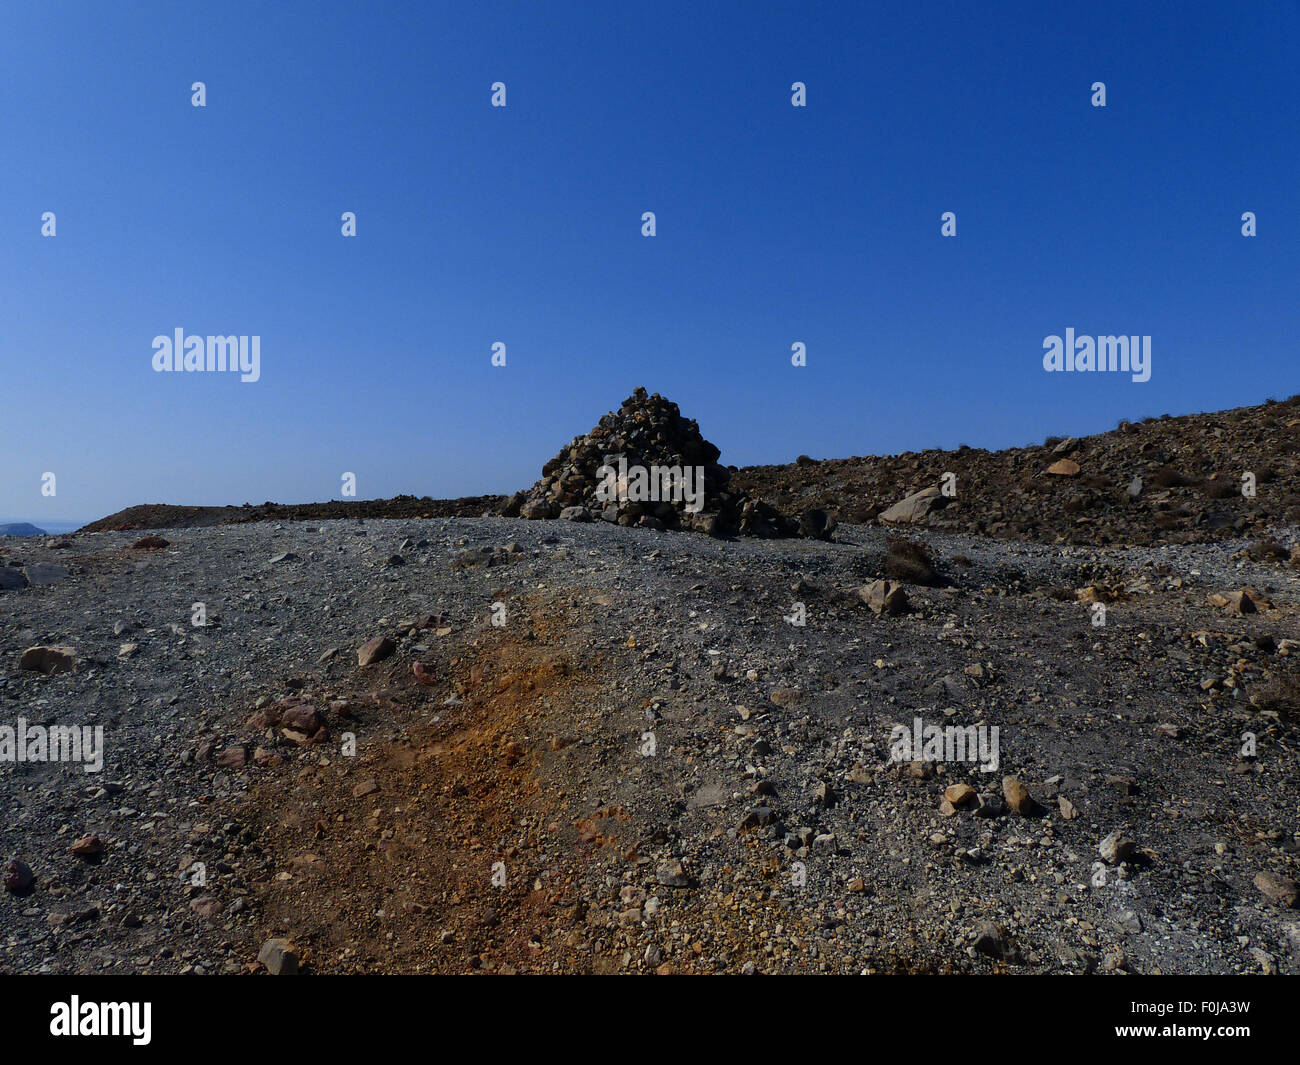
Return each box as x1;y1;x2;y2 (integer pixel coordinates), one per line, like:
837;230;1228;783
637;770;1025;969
1242;586;1273;610
1254;871;1299;908
189;896;223;918
280;704;323;734
257;938;300;975
245;707;281;730
1208;588;1271;614
1105;773;1138;796
19;645;76;675
944;783;977;807
130;535;170;550
656;859;690;888
357;636;395;666
1099;829;1136;864
1208;589;1256;614
1047;458;1080;476
972;921;1010;958
4;858;35;893
215;746;249;769
1058;796;1079;819
1002;776;1036;815
857;579;909;616
287;853;326;874
280;727;319;747
70;835;105;858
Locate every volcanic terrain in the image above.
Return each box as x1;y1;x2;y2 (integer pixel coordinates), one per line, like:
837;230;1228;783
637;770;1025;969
3;391;1299;975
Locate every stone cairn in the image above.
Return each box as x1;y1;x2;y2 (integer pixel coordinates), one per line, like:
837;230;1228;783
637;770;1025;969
502;388;834;539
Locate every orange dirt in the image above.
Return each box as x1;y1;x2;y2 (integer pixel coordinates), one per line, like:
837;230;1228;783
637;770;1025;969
240;593;621;974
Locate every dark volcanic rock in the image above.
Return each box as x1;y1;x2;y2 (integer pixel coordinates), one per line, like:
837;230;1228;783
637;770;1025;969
22;563;70;587
4;859;35;894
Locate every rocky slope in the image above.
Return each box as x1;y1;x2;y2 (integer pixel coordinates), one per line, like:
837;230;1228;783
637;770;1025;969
734;394;1300;546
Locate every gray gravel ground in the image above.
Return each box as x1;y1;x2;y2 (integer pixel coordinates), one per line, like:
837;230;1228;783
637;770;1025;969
2;518;1298;974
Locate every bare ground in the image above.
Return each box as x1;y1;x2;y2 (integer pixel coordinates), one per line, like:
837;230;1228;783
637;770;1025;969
2;516;1298;974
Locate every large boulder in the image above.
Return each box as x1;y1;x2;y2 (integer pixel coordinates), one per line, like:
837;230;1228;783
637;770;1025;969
22;563;70;587
879;486;943;524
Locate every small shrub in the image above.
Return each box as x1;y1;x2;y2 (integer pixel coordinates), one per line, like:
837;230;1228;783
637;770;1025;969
1246;540;1290;562
1251;671;1300;719
885;538;939;586
1151;466;1197;488
1204;476;1238;500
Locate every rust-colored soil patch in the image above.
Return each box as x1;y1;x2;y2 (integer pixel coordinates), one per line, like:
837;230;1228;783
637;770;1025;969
240;597;616;973
230;590;950;975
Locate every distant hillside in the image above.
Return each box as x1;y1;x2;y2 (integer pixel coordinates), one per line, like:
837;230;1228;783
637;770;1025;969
82;497;503;533
82;395;1300;547
732;394;1300;546
0;522;46;537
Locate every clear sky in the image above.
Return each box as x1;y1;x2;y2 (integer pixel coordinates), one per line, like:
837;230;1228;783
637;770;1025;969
2;0;1297;524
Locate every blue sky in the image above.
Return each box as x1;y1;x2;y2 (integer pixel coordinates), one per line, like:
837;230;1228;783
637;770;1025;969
2;0;1297;524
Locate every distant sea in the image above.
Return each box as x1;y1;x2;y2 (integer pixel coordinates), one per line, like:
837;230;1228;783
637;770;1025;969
0;519;86;535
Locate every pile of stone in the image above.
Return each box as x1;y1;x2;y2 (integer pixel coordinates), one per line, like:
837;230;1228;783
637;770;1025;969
503;388;831;539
